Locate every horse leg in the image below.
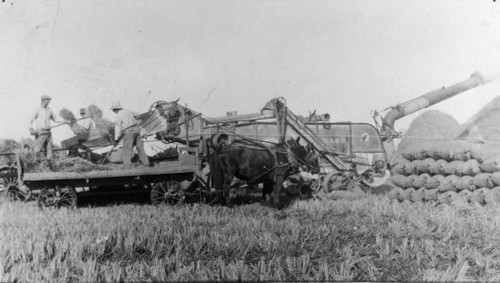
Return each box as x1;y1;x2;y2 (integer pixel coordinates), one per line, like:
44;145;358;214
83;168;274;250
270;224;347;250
262;181;273;206
272;168;288;209
223;173;234;208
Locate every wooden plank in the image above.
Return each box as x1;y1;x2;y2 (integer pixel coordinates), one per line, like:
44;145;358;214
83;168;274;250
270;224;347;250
24;162;196;181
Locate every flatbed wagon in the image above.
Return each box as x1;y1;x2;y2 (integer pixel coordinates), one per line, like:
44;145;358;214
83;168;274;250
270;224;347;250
19;149;203;208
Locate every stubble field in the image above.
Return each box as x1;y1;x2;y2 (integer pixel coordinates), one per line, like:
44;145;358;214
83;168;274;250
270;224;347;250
2;196;500;282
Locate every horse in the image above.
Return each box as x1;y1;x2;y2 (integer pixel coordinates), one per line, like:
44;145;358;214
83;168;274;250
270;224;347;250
209;135;310;208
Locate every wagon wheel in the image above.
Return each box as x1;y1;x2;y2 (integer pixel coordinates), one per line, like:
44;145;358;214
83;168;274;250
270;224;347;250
37;186;78;209
0;168;31;202
309;174;324;194
151;180;185;205
322;172;352;193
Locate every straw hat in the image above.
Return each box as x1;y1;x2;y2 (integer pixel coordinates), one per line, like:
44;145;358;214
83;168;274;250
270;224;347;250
41;95;52;101
110;101;123;110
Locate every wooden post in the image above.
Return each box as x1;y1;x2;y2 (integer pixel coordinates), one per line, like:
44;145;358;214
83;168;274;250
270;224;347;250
184;104;190;147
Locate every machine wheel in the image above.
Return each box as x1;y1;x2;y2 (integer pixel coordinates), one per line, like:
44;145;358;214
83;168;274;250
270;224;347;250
309;176;323;195
37;186;78;209
0;168;31;202
322;172;352;193
151;180;185;205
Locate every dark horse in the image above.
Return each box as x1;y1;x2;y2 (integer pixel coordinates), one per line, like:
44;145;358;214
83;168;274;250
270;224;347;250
209;135;310;208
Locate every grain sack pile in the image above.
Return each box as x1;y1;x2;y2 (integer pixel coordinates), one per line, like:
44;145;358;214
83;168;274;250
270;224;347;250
389;108;500;206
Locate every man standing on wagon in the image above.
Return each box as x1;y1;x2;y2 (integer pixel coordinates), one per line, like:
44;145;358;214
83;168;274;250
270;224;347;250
29;95;67;159
111;101;149;168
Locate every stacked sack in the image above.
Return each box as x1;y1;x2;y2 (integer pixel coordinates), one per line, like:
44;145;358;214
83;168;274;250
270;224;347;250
388;139;500;205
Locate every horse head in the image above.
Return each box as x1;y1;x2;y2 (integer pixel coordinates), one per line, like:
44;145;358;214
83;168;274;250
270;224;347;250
286;137;320;173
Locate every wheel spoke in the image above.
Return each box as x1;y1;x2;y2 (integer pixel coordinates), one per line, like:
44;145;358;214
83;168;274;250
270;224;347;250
151;180;183;205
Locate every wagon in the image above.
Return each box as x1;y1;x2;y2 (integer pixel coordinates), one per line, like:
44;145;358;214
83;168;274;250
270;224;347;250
19;148;205;209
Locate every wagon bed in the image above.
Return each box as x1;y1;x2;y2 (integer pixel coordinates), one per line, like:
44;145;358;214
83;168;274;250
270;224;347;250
21;151;202;208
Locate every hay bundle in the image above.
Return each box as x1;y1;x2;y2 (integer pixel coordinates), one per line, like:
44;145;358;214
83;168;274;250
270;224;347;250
454;176;475;192
437;175;458;193
86;104;115;141
426;175;445;189
397;110;460;154
59;108;77;124
473;173;494;188
413;173;430;188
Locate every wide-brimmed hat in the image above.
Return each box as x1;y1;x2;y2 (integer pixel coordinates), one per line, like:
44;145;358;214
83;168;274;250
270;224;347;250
41;95;52;101
110;101;123;110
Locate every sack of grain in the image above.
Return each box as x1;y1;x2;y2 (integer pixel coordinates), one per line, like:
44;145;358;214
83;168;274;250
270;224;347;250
452;151;471;162
437;175;458;193
458;189;473;202
416;159;434;174
472;188;490;205
488;187;500;204
435;150;454;162
429;159;448;175
411;187;426;202
438;191;458;205
480;162;500;173
424;188;439;202
454;176;475;192
389;174;408;188
391;162;408;175
401;152;414;161
462;159;481;176
402;175;417;188
423;150;437;160
443;160;465;176
490;172;500;186
404;162;418;175
426;175;445;189
398;188;415;202
473;173;494;188
387;186;403;200
413;173;430;188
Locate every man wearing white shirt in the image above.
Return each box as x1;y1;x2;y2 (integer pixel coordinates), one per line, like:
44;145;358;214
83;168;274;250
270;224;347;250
29;95;66;159
111;101;149;168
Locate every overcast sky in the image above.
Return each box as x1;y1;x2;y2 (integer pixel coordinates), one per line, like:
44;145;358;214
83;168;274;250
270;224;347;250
0;0;499;144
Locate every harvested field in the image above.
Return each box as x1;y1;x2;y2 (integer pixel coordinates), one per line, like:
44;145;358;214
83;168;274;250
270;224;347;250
3;197;500;282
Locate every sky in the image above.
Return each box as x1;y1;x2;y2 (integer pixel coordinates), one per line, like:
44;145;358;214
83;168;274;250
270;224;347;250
0;0;499;145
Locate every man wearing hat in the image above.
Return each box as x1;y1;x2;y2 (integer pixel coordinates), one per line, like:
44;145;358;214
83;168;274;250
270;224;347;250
77;108;96;132
111;101;149;168
29;95;66;159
